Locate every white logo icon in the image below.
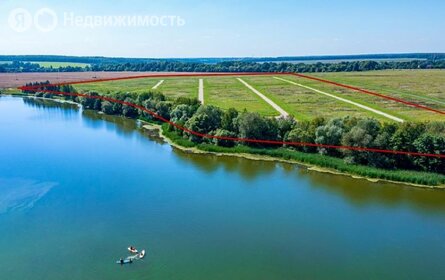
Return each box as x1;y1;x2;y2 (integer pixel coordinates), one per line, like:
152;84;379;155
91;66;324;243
8;8;33;32
8;8;58;32
34;8;58;32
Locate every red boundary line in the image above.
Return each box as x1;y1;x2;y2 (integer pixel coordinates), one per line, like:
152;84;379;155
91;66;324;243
17;84;445;159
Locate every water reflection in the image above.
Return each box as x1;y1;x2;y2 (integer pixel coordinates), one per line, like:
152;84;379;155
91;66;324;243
81;110;166;145
302;171;445;213
173;149;279;180
81;110;138;137
173;147;445;213
0;178;56;214
22;97;79;111
22;97;79;121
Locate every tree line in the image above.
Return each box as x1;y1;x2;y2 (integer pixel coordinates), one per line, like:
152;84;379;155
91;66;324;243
2;59;445;73
0;61;86;73
24;86;445;176
90;60;445;73
1;53;444;64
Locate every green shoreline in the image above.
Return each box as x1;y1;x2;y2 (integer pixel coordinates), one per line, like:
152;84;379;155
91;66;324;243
5;94;445;189
142;122;444;189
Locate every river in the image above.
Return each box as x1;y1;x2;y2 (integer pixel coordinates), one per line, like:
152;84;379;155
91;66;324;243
1;96;445;280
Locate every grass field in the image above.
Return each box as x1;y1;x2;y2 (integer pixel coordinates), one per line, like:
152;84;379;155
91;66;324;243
242;76;390;121
0;61;90;68
312;70;445;106
75;78;160;94
33;61;90;68
281;72;445;122
75;77;199;99
310;70;445;122
60;70;445;122
156;78;199;99
204;77;278;116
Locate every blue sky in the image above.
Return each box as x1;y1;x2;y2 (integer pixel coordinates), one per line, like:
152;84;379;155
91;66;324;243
0;0;444;58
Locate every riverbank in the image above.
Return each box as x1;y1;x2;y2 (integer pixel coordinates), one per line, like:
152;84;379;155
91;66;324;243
5;94;445;188
141;122;445;189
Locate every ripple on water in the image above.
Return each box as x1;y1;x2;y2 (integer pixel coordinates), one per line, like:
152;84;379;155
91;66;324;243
0;179;57;214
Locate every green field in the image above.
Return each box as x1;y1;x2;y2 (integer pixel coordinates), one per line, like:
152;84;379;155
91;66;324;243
279;72;445;122
242;76;389;121
75;78;160;94
75;77;199;99
310;70;445;122
312;70;445;106
71;70;445;122
0;61;90;68
156;78;199;99
34;61;90;68
204;77;278;116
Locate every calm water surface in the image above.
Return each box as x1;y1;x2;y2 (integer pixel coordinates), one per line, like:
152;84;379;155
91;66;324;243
1;96;445;280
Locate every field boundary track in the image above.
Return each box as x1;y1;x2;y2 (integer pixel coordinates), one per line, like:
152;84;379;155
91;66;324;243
237;78;289;117
152;80;164;90
274;77;404;122
198;79;204;104
18;82;445;159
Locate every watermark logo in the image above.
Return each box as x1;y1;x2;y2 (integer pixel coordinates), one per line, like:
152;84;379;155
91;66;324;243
8;8;185;32
34;8;58;32
8;8;58;32
8;8;33;32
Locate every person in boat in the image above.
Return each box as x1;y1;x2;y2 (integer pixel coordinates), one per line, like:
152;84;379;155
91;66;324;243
130;246;136;252
119;258;124;265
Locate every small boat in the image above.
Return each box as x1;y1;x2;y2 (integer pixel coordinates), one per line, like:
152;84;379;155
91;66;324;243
116;258;133;265
126;254;138;261
138;250;146;259
128;247;138;254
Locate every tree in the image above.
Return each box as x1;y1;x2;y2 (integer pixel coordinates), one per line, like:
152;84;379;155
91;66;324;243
122;97;138;118
101;101;115;115
413;134;445;173
136;91;165;105
155;101;173;120
175;96;200;107
315;118;345;156
111;101;122;114
170;104;196;123
341;118;381;164
276;116;296;140
185;105;223;142
221;108;239;133
80;92;101;110
236;112;279;146
286;121;317;152
369;123;397;168
60;84;76;101
391;122;426;169
213;129;237;147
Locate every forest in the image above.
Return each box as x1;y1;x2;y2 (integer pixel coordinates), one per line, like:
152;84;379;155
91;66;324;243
2;58;445;73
